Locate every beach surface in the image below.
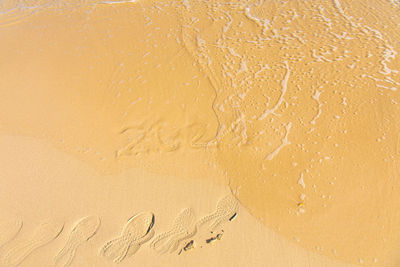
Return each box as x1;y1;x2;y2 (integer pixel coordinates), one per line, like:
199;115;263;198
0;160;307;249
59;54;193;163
0;0;400;265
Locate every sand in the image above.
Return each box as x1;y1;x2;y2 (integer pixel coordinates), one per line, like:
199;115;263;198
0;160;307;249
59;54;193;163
0;134;355;266
0;0;400;266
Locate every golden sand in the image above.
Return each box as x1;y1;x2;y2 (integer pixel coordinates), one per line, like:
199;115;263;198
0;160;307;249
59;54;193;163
0;0;400;265
0;134;356;266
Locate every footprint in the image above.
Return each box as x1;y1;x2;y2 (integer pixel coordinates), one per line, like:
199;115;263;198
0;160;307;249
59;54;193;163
150;208;197;254
0;219;23;248
54;215;101;267
2;220;64;266
196;194;238;230
100;212;154;263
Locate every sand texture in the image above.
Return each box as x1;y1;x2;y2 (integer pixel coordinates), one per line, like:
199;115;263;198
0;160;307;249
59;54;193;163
1;0;400;266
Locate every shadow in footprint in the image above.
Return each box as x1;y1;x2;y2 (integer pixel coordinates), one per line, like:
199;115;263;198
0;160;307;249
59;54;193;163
54;215;101;267
196;194;238;230
150;208;197;254
0;219;23;249
100;212;154;263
